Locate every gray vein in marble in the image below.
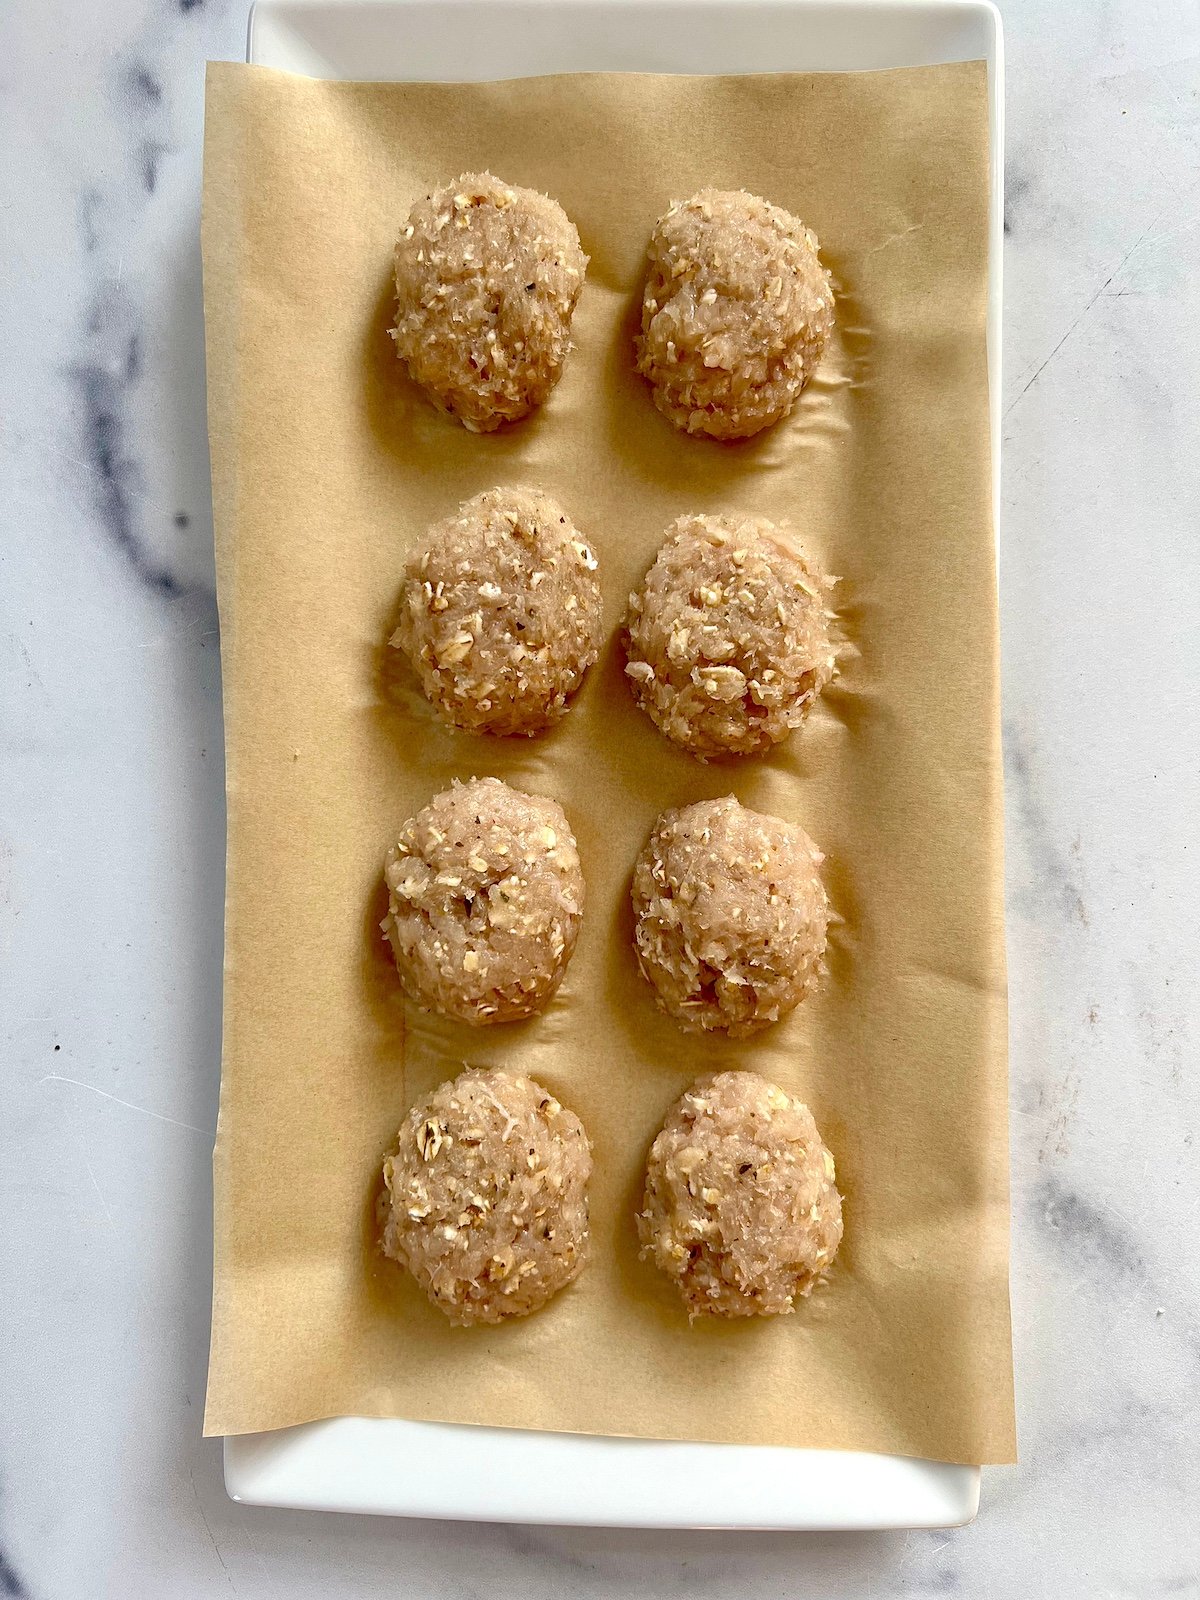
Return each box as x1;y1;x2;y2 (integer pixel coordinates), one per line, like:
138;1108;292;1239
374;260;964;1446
1159;1574;1200;1595
70;303;195;599
1035;1173;1145;1282
923;1566;961;1593
1003;719;1090;927
70;272;214;604
47;24;218;614
125;63;164;106
138;138;171;194
1002;164;1030;236
119;59;174;194
77;186;102;253
0;1528;29;1600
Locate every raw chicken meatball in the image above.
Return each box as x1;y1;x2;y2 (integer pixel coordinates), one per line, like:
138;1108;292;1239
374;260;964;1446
393;171;588;431
631;795;828;1036
637;1070;843;1318
635;187;834;439
383;777;584;1025
391;486;603;737
623;513;836;760
382;1066;592;1325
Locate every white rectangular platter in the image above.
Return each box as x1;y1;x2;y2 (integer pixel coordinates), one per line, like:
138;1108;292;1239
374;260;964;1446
225;0;1004;1529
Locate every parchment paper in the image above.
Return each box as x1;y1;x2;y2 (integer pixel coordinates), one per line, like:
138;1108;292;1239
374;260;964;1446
202;59;1015;1463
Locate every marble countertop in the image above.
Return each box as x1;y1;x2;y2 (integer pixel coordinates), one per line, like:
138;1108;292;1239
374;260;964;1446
2;0;1198;1594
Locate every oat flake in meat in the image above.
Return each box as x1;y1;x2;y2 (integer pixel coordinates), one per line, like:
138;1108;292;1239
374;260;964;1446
635;187;834;440
393;171;588;431
382;1066;592;1325
638;1070;843;1318
631;795;828;1036
383;777;584;1025
623;512;837;760
392;486;603;737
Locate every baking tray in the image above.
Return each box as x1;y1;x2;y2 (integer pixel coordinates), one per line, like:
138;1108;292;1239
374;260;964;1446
223;0;1004;1528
